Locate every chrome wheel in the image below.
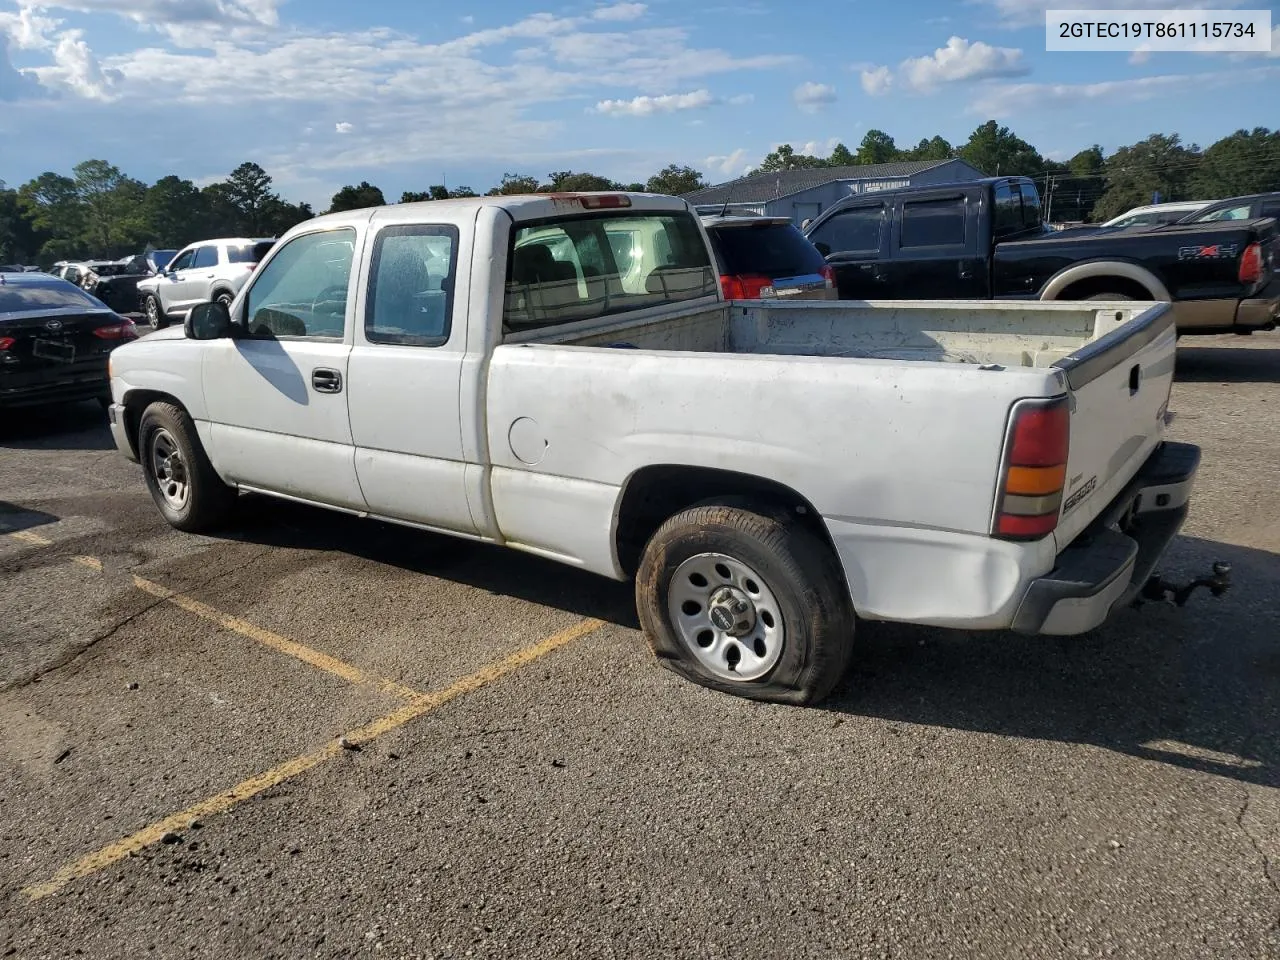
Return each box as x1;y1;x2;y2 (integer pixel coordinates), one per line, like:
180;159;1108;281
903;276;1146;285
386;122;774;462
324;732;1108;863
145;296;160;325
149;428;190;511
667;552;784;681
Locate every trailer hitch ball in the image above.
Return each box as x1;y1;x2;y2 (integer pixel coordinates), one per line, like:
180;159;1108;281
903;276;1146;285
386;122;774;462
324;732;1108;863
1139;560;1232;608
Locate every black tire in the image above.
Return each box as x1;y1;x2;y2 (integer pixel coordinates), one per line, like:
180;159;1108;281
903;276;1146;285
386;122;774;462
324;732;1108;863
143;294;166;329
1083;293;1134;301
636;499;855;706
214;290;234;309
138;402;236;532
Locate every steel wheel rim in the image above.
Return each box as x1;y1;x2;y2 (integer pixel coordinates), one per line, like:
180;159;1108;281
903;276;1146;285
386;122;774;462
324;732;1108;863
667;552;784;682
149;428;190;510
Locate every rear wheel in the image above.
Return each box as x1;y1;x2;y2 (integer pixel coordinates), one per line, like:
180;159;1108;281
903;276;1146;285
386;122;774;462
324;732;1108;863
214;290;234;309
636;500;855;705
138;402;236;532
1083;293;1134;301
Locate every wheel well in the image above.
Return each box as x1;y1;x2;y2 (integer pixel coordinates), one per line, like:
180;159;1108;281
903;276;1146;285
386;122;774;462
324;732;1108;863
614;465;838;578
1054;275;1154;301
123;390;186;457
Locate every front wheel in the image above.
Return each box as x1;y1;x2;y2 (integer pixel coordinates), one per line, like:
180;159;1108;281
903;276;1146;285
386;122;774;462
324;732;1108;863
138;402;237;532
214;291;234;309
636;500;855;705
144;295;166;328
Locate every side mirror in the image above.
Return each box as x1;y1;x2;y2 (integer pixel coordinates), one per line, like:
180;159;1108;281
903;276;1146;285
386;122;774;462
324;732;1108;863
814;242;831;257
185;300;232;340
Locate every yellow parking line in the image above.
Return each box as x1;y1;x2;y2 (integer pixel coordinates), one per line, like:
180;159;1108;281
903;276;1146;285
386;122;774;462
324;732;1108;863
22;616;604;901
68;556;423;702
4;530;53;547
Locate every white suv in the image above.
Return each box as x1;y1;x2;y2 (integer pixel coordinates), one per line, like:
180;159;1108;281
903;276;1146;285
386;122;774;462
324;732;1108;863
136;237;276;328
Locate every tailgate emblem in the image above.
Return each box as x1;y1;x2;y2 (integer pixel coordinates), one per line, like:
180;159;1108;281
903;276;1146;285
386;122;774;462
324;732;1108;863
1178;244;1238;260
44;319;64;332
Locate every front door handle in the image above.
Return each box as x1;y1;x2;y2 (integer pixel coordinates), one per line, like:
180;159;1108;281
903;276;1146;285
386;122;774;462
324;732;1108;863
312;368;343;394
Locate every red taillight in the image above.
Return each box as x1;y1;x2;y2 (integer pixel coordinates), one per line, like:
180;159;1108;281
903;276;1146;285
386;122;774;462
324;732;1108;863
993;397;1071;540
0;337;14;351
92;321;138;340
579;194;631;209
1238;242;1263;285
720;274;774;299
820;264;834;289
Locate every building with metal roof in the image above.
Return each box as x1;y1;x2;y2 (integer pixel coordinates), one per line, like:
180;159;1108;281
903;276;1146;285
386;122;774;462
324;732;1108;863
684;158;987;226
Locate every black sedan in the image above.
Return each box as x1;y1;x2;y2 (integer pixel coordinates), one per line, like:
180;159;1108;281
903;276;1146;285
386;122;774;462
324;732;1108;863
0;271;138;409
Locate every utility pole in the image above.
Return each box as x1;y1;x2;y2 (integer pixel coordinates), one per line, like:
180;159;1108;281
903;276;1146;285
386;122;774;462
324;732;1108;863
1045;175;1055;223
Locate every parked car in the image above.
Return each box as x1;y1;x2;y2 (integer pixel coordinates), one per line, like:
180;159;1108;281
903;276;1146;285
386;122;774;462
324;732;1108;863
699;213;835;300
0;271;138;409
1101;201;1210;228
1174;192;1280;224
804;176;1280;336
135;237;276;328
0;265;25;273
105;192;1211;705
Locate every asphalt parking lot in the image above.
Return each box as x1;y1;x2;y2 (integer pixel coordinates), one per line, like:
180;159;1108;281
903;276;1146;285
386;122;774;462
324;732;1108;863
1;334;1278;960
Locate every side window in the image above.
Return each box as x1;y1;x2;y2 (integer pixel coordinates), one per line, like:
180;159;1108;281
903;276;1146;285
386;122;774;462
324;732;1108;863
168;250;195;272
1019;182;1043;229
243;228;355;339
1195;204;1252;223
1259;202;1280;219
900;196;966;248
192;246;218;269
810;204;884;255
503;211;716;335
365;224;459;347
993;184;1022;239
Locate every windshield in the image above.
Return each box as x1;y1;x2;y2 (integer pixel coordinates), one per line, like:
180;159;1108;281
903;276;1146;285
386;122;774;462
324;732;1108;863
709;222;827;277
0;279;104;314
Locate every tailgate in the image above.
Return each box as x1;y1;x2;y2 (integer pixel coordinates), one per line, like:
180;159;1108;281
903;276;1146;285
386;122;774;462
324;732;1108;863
1051;303;1177;551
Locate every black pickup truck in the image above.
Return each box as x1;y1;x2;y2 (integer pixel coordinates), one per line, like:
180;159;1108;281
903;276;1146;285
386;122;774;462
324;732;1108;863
803;176;1280;336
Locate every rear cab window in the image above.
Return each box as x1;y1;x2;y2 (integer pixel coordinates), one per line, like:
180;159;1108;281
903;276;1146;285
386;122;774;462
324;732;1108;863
709;222;826;279
228;241;277;264
503;209;716;336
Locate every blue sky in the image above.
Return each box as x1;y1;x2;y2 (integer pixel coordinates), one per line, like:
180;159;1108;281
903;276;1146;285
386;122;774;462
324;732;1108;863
1;0;1277;208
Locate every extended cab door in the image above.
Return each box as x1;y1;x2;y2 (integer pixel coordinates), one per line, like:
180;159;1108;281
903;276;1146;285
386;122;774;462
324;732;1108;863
807;200;889;299
345;220;479;535
202;226;365;510
884;190;986;299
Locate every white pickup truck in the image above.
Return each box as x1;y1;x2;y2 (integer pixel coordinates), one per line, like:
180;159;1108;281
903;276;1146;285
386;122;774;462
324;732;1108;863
106;192;1211;705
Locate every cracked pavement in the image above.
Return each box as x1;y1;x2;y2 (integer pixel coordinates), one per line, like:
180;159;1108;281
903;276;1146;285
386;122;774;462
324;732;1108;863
1;335;1278;959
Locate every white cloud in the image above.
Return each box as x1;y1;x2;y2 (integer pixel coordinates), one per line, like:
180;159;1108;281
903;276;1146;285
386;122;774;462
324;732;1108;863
594;88;714;115
727;93;754;105
898;36;1027;92
31;28;123;99
792;80;835;113
0;5;61;50
592;2;647;21
969;64;1280;116
705;148;749;177
860;65;892;95
334;121;353;134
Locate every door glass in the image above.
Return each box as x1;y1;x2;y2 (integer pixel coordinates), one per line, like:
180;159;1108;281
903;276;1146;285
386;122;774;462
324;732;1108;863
901;196;966;247
993;184;1022;239
192;246;218;269
366;225;459;346
244;228;356;339
1019;182;1043;229
1193;204;1252;222
810;205;884;254
168;251;195;272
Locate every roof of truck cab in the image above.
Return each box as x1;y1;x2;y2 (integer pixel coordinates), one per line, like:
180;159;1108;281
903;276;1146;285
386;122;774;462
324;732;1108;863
304;192;694;229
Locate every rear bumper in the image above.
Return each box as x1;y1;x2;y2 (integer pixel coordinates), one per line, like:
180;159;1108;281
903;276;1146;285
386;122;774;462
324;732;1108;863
1010;441;1199;635
0;375;110;408
1171;296;1279;333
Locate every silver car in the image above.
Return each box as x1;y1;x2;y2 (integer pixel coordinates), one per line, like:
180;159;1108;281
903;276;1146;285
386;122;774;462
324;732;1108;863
136;237;276;328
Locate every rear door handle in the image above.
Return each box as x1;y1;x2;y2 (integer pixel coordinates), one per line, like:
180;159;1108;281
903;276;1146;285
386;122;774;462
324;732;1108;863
312;368;343;394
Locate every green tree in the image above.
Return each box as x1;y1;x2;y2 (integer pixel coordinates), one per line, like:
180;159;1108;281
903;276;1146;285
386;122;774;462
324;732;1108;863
485;173;541;196
539;171;620;192
645;164;707;196
72;160;148;254
854;129;901;165
328;181;386;214
1091;133;1201;223
18;172;85;258
141;176;210;247
827;142;856;166
449;186;478;198
758;144;826;172
958;121;1044;179
1191;127;1280;199
903;136;953;162
0;181;42;263
261;199;314;236
221;162;279;235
